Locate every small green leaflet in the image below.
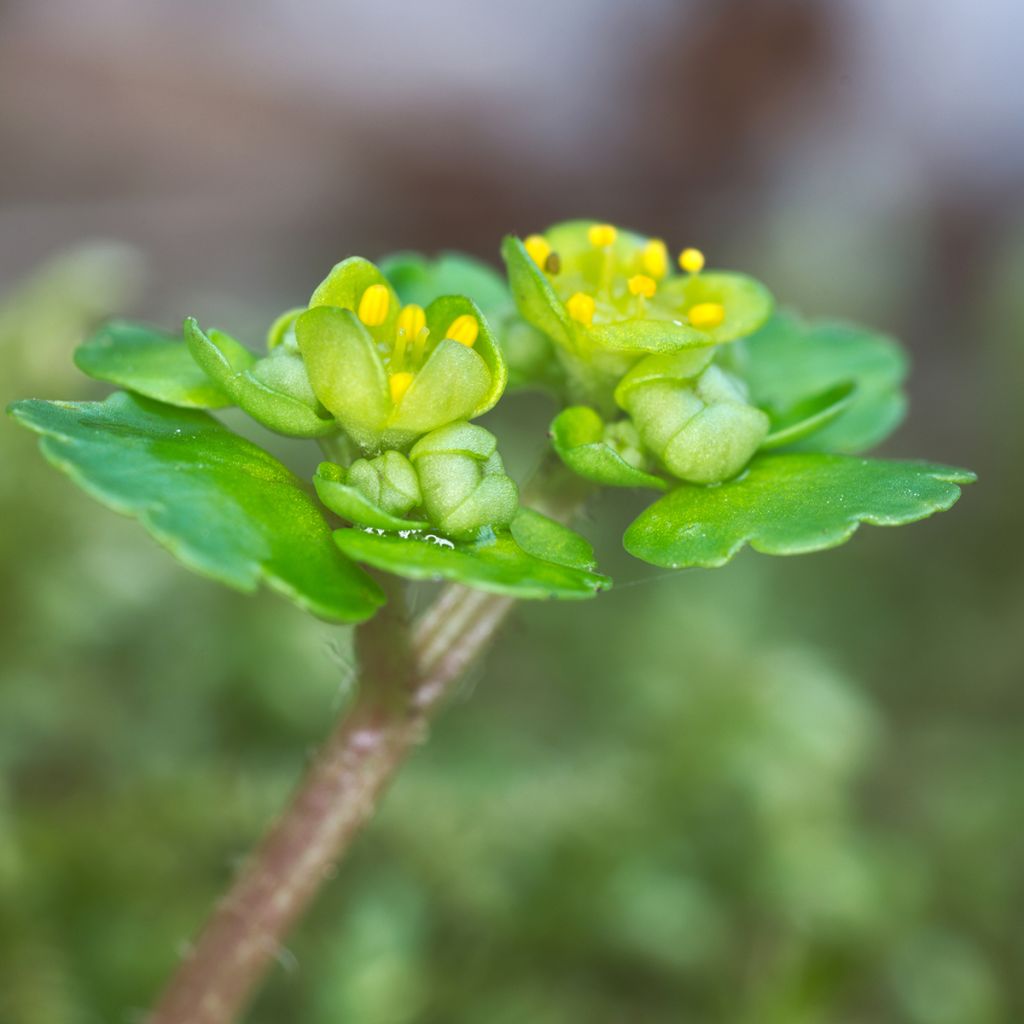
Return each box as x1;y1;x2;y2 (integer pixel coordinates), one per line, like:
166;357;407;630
624;453;975;569
74;320;229;409
335;508;609;600
8;393;384;621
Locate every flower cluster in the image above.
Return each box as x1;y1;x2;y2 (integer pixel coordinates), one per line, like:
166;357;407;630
503;220;775;485
186;257;517;540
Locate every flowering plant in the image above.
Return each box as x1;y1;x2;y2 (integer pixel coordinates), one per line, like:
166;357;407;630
6;220;974;1024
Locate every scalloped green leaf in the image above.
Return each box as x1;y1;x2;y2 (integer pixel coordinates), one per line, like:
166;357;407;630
509;507;598;572
739;313;908;453
74;320;230;408
551;406;667;491
334;527;611;600
624;453;975;569
314;461;429;532
381;251;511;318
8;393;385;621
760;381;856;450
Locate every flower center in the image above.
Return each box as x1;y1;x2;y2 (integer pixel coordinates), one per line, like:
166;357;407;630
355;289;480;404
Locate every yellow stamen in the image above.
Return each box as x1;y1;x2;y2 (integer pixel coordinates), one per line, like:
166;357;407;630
411;326;430;366
566;292;595;326
524;234;551;268
446;314;479;347
389;372;414;404
678;247;705;274
396;303;426;340
393;303;425;370
688;302;725;329
357;284;390;326
588;223;618;248
628;274;657;299
642;239;669;279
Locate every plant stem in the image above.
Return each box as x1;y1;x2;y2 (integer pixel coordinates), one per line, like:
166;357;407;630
147;583;513;1024
147;460;588;1024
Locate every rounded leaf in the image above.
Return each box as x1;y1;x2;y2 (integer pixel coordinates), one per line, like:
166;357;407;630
624;453;976;569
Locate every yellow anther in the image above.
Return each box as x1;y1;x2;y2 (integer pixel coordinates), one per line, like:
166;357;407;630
389;372;414;404
628;274;657;299
396;303;426;340
588;223;618;248
524;234;551;267
642;239;669;279
678;247;705;274
357;284;390;326
566;291;596;326
688;302;725;329
446;314;479;347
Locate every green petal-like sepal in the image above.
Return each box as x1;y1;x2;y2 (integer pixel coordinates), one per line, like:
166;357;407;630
409;422;519;540
624;453;976;569
501;235;575;350
390;295;507;431
738;312;908;453
618;361;770;484
760;381;856;450
74;320;230;409
184;318;335;438
8;393;385;621
381;251;511;318
334;525;610;600
313;459;429;532
308;257;400;345
658;271;774;345
551;406;667;491
266;307;304;350
294;305;391;449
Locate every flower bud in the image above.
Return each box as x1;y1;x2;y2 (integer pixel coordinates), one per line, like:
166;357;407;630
409;422;519;540
616;354;770;484
346;451;422;519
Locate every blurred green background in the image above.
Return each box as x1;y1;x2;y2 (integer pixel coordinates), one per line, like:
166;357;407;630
1;2;1021;1022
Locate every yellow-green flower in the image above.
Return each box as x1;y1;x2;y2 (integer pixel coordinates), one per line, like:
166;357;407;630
295;257;507;453
502;220;773;406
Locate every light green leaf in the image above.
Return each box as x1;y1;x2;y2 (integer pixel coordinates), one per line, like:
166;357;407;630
335;527;611;600
74;320;230;408
509;507;598;572
760;381;856;450
381;251;511;318
185;319;336;438
624;453;975;569
551;406;667;491
8;393;385;621
738;312;908;453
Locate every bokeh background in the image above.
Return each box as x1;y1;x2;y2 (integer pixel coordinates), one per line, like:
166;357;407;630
2;2;1022;1022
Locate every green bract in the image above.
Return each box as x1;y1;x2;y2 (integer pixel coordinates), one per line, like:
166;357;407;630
74;320;230;409
335;508;609;600
624;454;977;569
7;393;384;621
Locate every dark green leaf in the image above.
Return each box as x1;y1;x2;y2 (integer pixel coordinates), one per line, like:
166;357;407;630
8;393;385;621
624;453;975;569
74;320;229;408
551;406;667;491
335;527;610;600
381;251;511;318
739;313;908;453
